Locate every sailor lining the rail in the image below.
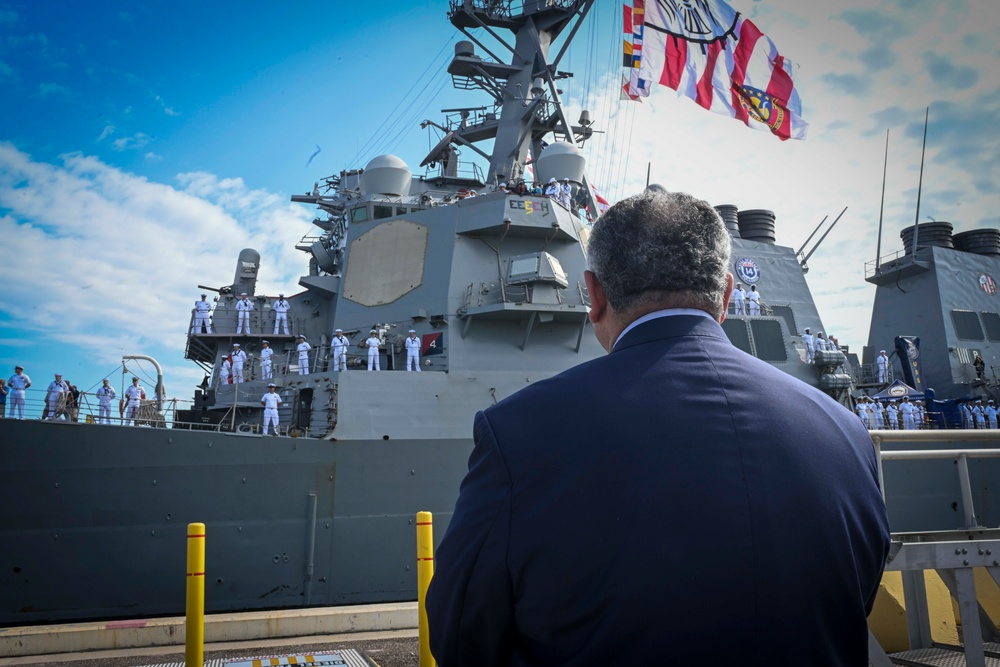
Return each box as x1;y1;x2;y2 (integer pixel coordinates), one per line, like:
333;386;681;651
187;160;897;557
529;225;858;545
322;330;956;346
236;292;254;334
802;328;814;364
273;293;290;335
876;350;889;383
231;343;247;383
544;177;560;202
365;330;382;371
260;340;273;380
96;378;116;424
297;335;312;375
124;377;144;426
193;293;213;334
45;373;69;420
261;384;282;436
732;283;746;315
747;285;761;316
406;330;421;372
559;178;572;209
332;329;349;372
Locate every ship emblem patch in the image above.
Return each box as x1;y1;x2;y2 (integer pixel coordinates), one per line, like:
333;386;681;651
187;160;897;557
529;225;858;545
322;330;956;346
888;386;907;397
735;257;760;285
735;85;785;132
979;273;996;296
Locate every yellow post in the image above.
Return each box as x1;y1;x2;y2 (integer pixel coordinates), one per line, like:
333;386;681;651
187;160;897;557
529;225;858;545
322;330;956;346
185;522;206;667
416;511;436;667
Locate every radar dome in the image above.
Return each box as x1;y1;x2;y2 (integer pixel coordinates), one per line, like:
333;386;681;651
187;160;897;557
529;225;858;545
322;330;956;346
645;183;668;194
535;142;585;185
361;155;412;196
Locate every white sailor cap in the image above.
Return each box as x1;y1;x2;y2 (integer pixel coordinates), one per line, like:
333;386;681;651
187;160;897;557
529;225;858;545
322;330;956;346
279;293;284;297
409;329;416;333
267;383;276;388
370;329;377;333
335;328;342;333
102;378;109;382
241;292;247;296
298;335;306;339
233;343;240;347
880;349;886;353
499;182;506;188
548;177;557;183
262;340;269;344
563;177;569;182
803;327;810;332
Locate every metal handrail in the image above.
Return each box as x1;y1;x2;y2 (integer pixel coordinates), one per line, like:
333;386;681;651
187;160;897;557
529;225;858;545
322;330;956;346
872;430;1000;529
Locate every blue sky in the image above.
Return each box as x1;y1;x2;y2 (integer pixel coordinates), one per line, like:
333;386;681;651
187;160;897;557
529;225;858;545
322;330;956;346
2;0;999;412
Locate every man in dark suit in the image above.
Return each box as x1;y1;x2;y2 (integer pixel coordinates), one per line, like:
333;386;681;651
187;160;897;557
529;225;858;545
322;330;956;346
426;190;890;666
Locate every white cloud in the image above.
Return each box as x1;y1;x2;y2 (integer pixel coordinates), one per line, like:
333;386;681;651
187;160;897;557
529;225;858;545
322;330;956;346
0;143;314;389
111;131;150;151
97;123;115;141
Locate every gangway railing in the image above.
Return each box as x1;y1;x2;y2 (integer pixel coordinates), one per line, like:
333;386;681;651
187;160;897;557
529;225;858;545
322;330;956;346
870;430;1000;666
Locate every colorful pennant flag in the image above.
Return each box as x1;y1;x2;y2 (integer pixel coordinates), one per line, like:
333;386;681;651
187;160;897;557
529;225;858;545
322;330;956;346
624;0;808;141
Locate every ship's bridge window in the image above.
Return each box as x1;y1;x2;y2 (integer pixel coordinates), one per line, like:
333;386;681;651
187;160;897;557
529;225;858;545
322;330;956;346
951;309;984;341
749;319;787;362
373;205;394;220
981;312;1000;341
769;305;797;341
721;319;752;355
350;206;369;224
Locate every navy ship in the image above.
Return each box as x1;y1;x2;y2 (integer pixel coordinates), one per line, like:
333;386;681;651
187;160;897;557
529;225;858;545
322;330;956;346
0;0;971;631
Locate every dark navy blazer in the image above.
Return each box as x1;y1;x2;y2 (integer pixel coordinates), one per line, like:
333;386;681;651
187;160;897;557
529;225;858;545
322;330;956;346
427;314;890;666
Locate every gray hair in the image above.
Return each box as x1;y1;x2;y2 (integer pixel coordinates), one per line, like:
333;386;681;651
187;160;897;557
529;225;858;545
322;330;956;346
587;190;732;319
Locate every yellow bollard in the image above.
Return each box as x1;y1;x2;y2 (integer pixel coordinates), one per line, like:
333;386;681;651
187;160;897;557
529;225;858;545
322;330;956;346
185;523;206;667
416;511;436;667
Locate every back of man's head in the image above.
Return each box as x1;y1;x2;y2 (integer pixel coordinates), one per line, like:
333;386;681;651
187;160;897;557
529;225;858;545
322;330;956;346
587;190;731;319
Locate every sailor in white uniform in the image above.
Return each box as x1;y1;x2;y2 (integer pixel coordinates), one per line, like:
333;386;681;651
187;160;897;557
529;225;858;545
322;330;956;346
124;377;144;426
974;401;987;429
273;294;290;335
260;340;273;380
802;327;814;364
815;332;827;353
192;294;213;334
885;401;899;430
220;356;232;385
405;330;421;371
46;374;69;420
236;293;254;334
545;177;560;202
855;399;869;428
297;335;311;375
365;330;381;371
988;400;999;429
8;365;31;419
96;378;116;424
260;384;282;436
900;397;916;430
559;178;573;208
731;284;745;316
870;399;885;430
331;329;349;372
231;343;247;383
747;285;761;316
876;350;889;383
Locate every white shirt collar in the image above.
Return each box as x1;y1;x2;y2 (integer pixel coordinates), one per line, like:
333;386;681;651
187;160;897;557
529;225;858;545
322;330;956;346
613;308;715;350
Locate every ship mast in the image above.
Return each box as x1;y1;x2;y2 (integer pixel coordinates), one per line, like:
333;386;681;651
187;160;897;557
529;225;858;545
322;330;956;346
439;0;595;186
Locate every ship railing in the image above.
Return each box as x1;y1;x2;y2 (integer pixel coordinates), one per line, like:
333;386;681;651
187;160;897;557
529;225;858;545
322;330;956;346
870;430;1000;665
423;159;486;185
449;0;577;17
865;247;928;279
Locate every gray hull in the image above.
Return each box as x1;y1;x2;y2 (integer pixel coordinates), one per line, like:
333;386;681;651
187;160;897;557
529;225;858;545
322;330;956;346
1;417;468;624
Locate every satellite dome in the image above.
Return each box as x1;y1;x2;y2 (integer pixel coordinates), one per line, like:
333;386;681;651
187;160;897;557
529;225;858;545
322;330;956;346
535;142;585;186
361;155;411;196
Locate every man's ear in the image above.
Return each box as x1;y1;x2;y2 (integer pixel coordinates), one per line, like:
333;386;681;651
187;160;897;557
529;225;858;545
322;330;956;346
719;273;735;323
584;270;606;324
